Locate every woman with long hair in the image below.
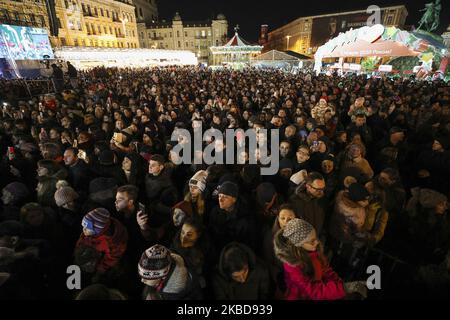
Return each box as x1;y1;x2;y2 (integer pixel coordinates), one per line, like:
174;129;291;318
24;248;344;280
274;218;364;300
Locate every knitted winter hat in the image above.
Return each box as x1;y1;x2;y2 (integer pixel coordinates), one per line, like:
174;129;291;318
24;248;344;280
283;218;315;247
189;170;208;192
54;183;79;207
138;245;173;280
98;150;115;166
348;183;370;202
81;208;111;236
217;181;239;199
3;182;29;203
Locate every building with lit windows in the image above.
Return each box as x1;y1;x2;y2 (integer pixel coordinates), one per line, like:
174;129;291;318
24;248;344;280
57;0;139;48
263;5;408;56
0;0;139;48
137;12;228;64
0;0;49;32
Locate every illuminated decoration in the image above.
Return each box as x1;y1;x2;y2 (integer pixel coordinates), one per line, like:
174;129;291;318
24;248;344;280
210;25;263;68
314;24;449;78
54;47;198;69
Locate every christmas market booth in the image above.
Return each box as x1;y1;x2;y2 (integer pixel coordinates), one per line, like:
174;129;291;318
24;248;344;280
314;24;449;79
210;28;263;69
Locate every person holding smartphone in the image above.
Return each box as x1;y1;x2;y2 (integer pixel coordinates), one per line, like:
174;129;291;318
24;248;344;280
114;185;146;275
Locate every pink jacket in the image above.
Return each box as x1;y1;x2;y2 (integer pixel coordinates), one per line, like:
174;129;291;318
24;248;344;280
283;251;346;300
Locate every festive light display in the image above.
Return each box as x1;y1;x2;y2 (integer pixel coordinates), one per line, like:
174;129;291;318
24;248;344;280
54;47;198;69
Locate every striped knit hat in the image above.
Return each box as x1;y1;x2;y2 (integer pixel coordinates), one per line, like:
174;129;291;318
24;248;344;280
81;208;111;236
138;245;172;280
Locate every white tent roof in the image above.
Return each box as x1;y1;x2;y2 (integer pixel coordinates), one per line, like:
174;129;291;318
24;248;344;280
223;32;253;47
210;32;263;54
252;50;301;61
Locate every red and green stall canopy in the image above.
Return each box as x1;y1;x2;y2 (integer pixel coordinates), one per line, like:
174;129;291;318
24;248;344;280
314;24;449;78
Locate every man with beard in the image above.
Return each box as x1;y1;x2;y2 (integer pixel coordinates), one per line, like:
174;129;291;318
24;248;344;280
63;147;90;194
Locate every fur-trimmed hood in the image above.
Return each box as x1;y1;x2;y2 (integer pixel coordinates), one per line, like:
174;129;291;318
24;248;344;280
335;190;366;228
406;187;448;217
293;182;313;202
273;229;302;266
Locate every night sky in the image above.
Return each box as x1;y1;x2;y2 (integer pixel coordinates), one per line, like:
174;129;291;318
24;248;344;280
158;0;450;42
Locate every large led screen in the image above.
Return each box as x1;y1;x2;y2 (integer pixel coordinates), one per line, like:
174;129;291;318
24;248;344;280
0;24;54;60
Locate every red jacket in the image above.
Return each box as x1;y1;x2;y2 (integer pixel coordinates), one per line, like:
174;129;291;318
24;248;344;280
75;218;128;273
283;251;346;300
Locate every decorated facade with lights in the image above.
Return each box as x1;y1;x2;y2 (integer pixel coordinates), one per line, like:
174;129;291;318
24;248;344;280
137;12;228;64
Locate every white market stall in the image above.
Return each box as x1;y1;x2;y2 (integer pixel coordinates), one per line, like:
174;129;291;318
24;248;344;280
54;47;198;69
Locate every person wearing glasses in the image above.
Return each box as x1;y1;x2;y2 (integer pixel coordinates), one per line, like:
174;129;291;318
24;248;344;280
289;172;327;240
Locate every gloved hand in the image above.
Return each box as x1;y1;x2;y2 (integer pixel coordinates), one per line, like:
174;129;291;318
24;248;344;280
344;281;367;299
173;208;187;227
290;169;308;185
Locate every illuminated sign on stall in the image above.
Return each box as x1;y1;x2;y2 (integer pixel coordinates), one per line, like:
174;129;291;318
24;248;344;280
378;64;393;72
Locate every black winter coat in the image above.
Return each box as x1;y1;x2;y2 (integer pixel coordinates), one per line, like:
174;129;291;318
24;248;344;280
212;242;271;300
208;200;257;252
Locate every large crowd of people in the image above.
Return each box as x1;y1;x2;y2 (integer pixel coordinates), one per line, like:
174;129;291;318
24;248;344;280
0;65;449;300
